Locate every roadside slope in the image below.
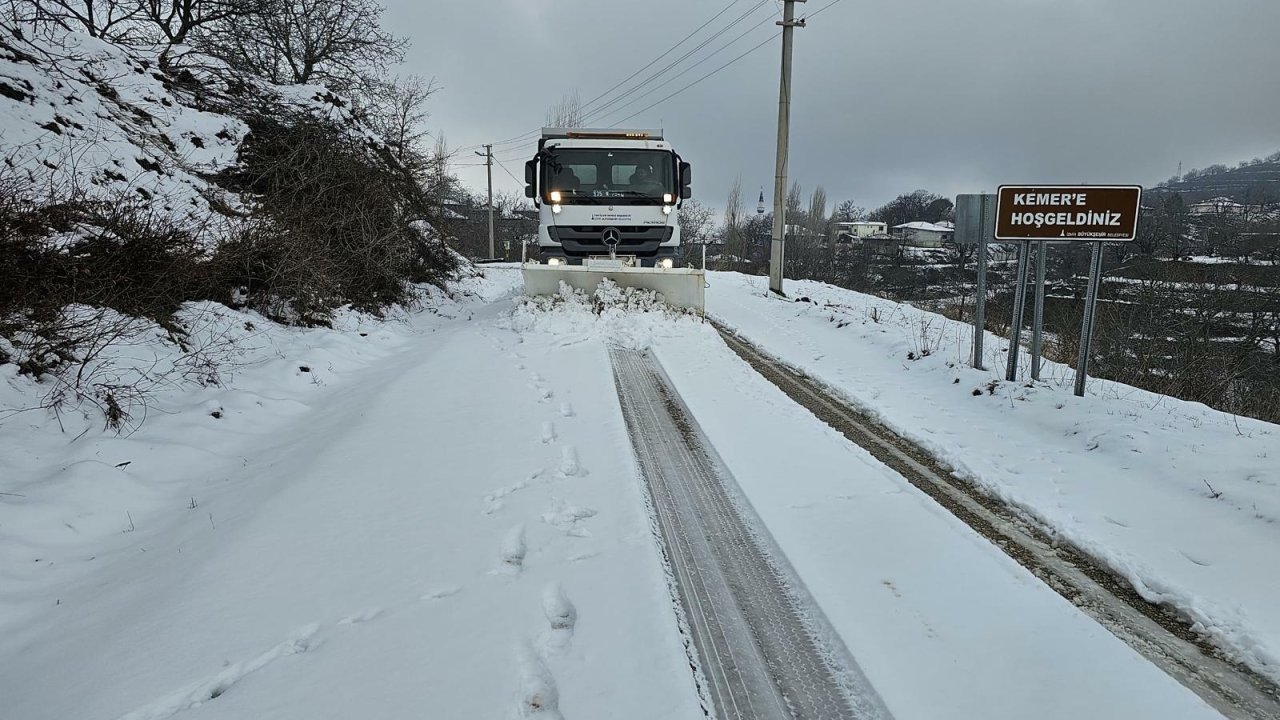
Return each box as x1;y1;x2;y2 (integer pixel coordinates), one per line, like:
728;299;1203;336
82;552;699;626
705;271;1280;684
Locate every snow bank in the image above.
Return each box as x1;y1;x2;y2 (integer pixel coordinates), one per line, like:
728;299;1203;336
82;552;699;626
706;271;1280;683
0;271;520;635
508;279;703;349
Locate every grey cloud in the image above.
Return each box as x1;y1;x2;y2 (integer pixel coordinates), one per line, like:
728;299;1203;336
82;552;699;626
386;0;1280;213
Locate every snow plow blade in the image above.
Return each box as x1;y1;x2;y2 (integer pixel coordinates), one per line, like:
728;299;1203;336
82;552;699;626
522;263;706;312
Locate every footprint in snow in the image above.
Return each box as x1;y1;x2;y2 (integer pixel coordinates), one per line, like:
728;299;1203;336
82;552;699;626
541;499;597;537
556;445;585;478
1179;550;1213;567
501;525;527;571
542;582;576;632
539;582;577;654
116;625;320;719
422;585;463;601
338;608;383;625
558;401;574;418
540;421;557;444
515;643;562;719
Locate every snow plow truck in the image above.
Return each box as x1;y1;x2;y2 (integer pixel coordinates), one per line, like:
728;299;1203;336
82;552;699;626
521;128;705;311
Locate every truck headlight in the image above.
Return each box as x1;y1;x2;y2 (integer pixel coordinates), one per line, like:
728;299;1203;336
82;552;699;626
658;258;674;269
547;257;562;266
663;193;673;203
550;191;562;203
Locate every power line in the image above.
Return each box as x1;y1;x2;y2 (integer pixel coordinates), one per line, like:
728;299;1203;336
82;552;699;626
611;0;845;127
576;0;750;118
611;28;779;128
580;0;772;125
593;9;780;126
493;157;525;187
459;0;759;153
805;0;846;19
459;0;846;161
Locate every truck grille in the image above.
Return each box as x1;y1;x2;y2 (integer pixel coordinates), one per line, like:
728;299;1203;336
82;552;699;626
547;226;674;257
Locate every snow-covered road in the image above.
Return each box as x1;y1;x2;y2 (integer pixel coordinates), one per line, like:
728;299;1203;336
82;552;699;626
1;271;1263;719
611;347;886;719
1;275;703;720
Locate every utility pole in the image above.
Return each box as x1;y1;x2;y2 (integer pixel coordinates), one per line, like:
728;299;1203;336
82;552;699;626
768;0;805;296
476;144;495;259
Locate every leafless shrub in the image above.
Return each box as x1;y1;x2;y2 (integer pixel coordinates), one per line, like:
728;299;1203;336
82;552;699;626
908;311;944;358
210;106;458;322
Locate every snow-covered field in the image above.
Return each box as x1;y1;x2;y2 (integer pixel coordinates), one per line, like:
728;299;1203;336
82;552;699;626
3;267;1275;718
705;271;1280;685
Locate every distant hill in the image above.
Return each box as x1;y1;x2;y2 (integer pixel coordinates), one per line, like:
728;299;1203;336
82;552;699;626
1147;154;1280;203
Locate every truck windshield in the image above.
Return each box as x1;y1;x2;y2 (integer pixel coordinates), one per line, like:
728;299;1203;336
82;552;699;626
543;149;674;204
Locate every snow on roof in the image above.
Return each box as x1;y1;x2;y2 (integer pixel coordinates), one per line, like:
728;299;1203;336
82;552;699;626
894;221;953;232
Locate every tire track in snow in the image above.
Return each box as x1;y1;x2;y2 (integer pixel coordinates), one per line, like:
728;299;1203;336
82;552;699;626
611;348;890;720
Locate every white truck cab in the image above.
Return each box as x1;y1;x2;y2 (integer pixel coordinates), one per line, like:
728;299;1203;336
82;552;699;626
524;128;692;268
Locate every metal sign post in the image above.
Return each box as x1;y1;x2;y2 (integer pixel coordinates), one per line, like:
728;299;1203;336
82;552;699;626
975;233;989;369
1074;241;1104;396
955;193;996;370
1005;241;1031;381
1030;241;1047;380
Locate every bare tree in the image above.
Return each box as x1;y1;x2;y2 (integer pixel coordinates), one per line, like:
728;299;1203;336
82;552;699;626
785;180;803;226
832;199;866;223
723;177;744;264
203;0;405;90
13;0;144;40
805;184;827;236
677;198;715;266
545;90;583;127
142;0;260;50
360;74;438;171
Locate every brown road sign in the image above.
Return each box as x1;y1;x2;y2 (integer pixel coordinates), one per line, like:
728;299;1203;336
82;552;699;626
995;185;1142;241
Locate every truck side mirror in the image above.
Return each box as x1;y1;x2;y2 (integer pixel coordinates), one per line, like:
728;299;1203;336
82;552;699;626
524;160;537;199
679;162;692;199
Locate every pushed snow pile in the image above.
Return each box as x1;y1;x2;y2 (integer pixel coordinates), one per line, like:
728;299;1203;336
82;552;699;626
510;280;701;349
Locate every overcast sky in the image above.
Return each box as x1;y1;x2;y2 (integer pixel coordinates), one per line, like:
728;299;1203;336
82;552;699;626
384;0;1280;214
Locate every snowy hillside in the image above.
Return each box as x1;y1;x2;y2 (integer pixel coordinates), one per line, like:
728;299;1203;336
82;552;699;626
0;26;391;245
